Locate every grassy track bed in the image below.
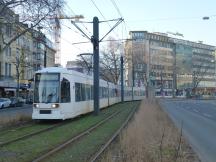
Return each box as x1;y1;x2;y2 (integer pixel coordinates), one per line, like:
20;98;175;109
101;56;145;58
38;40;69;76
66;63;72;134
0;123;54;144
0;122;34;134
0;102;133;162
45;101;140;162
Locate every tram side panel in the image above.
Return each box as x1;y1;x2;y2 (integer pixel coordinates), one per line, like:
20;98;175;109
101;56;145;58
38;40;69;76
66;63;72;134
72;74;94;117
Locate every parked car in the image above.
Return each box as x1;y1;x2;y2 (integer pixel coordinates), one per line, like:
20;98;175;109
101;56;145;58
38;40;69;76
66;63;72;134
9;97;24;107
0;98;11;109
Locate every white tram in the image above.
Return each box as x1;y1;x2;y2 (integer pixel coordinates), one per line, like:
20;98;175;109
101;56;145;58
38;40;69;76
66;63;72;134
32;67;145;120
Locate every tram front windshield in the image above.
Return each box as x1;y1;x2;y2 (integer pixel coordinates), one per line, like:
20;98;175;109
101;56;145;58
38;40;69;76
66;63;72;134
34;73;60;103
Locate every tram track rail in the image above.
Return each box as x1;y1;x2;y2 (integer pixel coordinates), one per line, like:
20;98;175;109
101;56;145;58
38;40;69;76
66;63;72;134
32;110;122;162
0;121;34;136
0;106;118;146
0;107;118;148
0;102;140;162
35;101;140;162
0;122;68;147
90;102;140;162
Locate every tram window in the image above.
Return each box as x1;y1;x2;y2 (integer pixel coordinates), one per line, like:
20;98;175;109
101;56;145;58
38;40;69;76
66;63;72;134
86;84;91;100
75;83;81;101
81;84;86;101
110;89;115;97
91;85;93;100
61;78;70;103
75;83;88;102
99;87;102;98
102;87;107;98
103;87;108;98
115;89;118;97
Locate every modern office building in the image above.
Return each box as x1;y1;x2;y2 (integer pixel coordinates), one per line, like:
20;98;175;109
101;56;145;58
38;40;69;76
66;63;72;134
125;31;216;96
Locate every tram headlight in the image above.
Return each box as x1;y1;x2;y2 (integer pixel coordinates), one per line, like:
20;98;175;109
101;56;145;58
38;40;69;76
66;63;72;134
33;104;40;108
51;104;59;108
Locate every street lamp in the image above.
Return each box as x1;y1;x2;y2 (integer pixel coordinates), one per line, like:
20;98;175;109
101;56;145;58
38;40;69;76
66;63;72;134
202;15;216;20
203;16;210;20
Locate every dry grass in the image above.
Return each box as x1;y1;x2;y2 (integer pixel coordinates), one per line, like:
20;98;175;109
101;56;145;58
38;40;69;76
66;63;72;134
0;114;31;130
100;99;200;162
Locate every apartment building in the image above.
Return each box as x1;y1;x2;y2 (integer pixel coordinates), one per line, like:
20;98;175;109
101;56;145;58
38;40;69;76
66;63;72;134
0;6;55;97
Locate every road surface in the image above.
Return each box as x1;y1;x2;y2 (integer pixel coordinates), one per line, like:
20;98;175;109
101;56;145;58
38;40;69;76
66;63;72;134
160;99;216;162
0;104;32;119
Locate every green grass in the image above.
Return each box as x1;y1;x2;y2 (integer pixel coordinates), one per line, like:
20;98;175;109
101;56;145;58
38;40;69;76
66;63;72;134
0;123;53;143
0;102;137;162
46;101;140;162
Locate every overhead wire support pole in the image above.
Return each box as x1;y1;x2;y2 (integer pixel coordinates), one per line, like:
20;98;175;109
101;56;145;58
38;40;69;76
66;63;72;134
71;17;123;116
92;17;100;115
121;55;124;102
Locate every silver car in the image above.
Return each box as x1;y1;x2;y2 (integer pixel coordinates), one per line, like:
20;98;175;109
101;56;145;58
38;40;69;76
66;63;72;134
0;98;11;109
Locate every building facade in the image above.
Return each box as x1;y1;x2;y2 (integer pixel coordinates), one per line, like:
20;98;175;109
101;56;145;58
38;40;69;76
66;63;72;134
0;6;55;97
125;31;216;97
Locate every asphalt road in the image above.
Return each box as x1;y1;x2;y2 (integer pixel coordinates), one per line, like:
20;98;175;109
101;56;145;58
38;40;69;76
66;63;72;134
0;104;32;119
160;99;216;162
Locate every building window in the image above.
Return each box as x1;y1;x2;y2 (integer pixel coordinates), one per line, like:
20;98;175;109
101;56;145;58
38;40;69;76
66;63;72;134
16;38;20;46
33;41;37;48
6;24;12;37
0;62;1;76
9;64;11;76
16;48;20;57
5;46;11;56
4;63;11;77
5;63;8;76
33;52;36;59
33;65;37;71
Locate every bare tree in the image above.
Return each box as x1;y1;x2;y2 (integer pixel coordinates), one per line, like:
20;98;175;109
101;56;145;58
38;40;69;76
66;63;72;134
76;53;93;74
0;0;64;53
192;61;214;94
74;38;122;84
100;38;122;84
12;47;29;98
128;41;148;96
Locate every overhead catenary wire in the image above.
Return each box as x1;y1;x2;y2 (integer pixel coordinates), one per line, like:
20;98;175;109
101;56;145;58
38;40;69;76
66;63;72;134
50;21;90;46
126;16;208;23
72;38;134;45
100;18;123;42
61;37;90;53
64;3;92;37
110;0;123;18
61;22;88;38
74;18;123;23
109;0;130;40
90;0;120;39
62;1;125;53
